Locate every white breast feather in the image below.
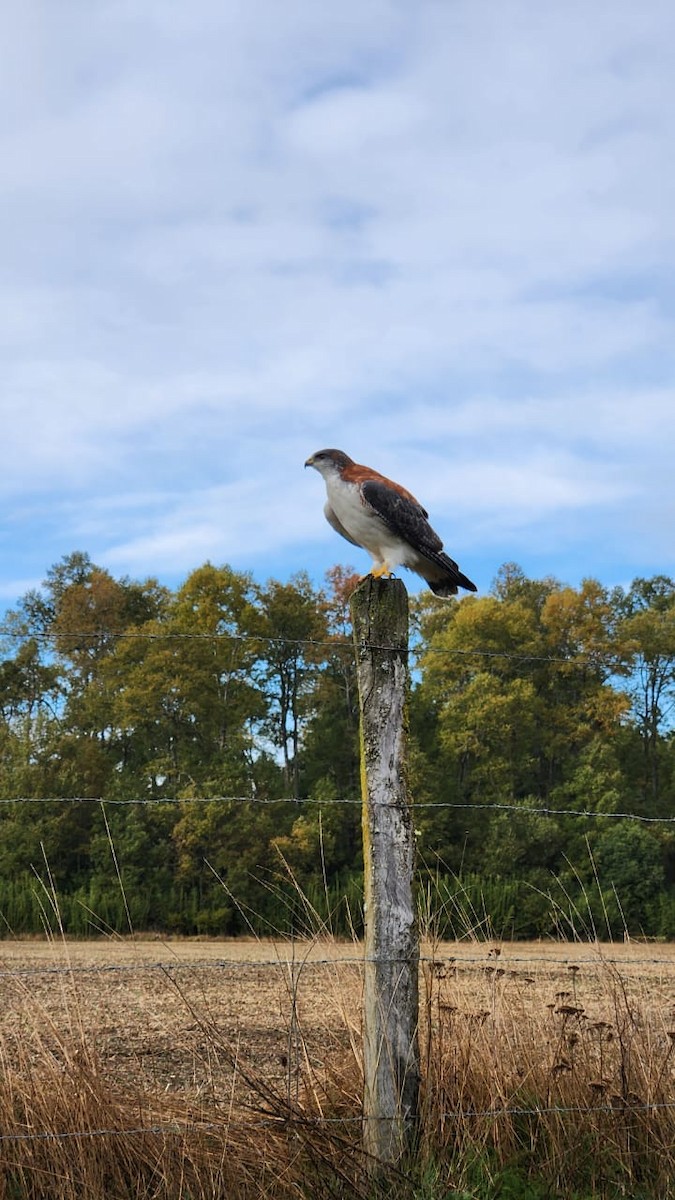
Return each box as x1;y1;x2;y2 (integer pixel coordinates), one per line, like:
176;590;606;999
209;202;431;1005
325;477;411;570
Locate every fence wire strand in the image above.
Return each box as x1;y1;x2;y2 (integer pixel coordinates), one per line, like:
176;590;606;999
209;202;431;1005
1;794;673;823
2;1099;675;1144
1;950;673;980
0;622;655;667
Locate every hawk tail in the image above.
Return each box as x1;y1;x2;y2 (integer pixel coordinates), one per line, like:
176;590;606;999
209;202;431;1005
424;552;477;598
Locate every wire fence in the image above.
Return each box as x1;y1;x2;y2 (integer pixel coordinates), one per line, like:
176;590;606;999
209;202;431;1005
1;795;674;823
1;625;674;1167
3;1098;675;1145
1;621;667;668
0;631;669;1191
1;854;674;1154
1;950;674;981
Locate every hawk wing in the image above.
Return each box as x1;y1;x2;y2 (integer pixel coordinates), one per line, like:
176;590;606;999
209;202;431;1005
360;480;443;556
361;479;477;594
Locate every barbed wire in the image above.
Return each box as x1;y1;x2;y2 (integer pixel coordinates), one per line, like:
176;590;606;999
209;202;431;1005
0;956;371;979
0;623;660;668
1;951;673;980
0;1120;224;1144
422;801;675;824
1;794;673;823
443;1099;675;1120
2;1099;675;1144
1;627;353;653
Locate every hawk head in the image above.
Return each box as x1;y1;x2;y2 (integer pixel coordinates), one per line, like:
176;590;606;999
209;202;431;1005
304;449;354;479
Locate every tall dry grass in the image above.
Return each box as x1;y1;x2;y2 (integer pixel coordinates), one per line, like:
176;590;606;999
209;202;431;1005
2;939;675;1198
0;955;362;1200
1;908;675;1196
418;944;675;1197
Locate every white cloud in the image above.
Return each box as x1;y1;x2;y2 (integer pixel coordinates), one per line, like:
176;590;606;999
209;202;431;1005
284;84;426;155
0;0;674;598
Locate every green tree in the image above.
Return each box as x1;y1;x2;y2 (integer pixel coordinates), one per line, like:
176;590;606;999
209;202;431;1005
614;576;675;809
592;822;665;935
411;567;631;896
251;573;328;798
105;563;265;797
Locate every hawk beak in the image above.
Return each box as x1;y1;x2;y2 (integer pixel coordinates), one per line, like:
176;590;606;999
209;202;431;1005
304;455;315;468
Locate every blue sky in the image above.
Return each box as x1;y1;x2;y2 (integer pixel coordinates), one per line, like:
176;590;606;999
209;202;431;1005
1;0;674;609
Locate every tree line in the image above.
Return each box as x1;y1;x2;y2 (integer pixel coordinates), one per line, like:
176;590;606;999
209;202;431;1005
0;552;673;939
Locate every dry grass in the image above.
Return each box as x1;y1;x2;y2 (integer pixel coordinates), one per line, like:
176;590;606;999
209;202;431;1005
1;936;675;1197
0;936;367;1199
419;942;675;1196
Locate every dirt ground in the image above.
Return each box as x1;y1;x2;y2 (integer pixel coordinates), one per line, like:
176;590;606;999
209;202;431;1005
1;937;674;1105
0;938;364;1105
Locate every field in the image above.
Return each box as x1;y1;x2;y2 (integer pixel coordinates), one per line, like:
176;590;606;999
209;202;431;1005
1;937;675;1198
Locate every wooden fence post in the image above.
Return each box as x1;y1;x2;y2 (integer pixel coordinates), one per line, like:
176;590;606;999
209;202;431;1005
350;576;420;1166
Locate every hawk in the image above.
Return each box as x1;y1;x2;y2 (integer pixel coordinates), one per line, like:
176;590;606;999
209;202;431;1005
305;448;477;597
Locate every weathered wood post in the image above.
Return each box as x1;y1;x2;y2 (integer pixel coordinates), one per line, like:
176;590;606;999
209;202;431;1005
350;576;420;1166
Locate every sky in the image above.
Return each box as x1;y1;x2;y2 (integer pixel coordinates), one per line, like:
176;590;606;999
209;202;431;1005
1;0;674;611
